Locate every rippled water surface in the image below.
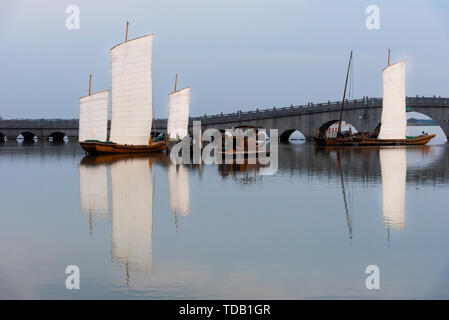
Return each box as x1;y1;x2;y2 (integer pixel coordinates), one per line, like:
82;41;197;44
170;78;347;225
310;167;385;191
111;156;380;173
1;140;449;299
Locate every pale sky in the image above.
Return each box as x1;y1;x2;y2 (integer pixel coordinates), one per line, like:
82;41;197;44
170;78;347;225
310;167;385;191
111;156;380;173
1;0;448;119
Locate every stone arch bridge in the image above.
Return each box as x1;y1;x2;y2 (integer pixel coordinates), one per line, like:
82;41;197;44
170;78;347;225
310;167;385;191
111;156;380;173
1;96;448;141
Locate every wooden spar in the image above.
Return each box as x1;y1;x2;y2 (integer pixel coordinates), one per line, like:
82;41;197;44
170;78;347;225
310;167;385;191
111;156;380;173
174;73;178;92
125;21;129;42
388;48;390;66
337;51;353;135
88;74;92;96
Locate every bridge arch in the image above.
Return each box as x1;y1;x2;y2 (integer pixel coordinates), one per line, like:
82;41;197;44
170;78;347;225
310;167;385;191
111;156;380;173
280;129;306;143
406;111;448;144
48;131;68;142
19;131;37;141
0;132;4;142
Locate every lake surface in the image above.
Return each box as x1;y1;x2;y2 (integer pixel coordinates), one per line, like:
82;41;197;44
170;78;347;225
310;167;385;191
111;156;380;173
1;139;449;299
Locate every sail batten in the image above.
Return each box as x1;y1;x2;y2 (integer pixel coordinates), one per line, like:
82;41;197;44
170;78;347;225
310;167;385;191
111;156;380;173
110;34;154;145
379;60;407;140
79;90;109;142
167;87;190;141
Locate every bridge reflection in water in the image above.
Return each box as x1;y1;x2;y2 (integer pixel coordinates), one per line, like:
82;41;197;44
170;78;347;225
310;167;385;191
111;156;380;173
3;139;449;298
217;143;446;242
73;141;448;289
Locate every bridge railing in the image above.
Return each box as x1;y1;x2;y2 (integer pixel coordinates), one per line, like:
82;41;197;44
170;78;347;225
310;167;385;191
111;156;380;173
174;96;449;125
0;119;78;129
3;96;449;129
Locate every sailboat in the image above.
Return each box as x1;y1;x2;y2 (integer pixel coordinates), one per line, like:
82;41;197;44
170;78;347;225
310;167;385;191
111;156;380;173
315;50;435;146
314;51;354;146
80;22;167;154
78;74;109;153
166;74;191;149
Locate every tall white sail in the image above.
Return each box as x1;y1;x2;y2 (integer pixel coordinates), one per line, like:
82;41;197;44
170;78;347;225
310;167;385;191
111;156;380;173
110;35;154;145
378;61;407;140
111;157;153;270
78;90;109;142
380;147;406;230
168;163;190;216
79;164;109;218
167;87;190;141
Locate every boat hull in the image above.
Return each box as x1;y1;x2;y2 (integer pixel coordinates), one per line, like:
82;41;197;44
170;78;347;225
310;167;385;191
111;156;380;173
315;134;436;146
81;141;167;154
79;141;99;154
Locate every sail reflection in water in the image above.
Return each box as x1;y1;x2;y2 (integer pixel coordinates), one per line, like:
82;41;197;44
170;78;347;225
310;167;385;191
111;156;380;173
79;163;110;224
380;147;406;231
167;163;190;217
111;157;153;271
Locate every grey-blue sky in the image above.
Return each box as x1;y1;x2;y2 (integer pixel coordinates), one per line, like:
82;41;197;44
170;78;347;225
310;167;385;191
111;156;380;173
0;0;448;119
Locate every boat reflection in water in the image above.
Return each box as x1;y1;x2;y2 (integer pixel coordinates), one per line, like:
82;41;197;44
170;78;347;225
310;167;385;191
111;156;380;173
218;161;263;184
380;147;406;234
79;154;167;285
78;159;110;235
318;145;414;242
110;156;154;273
167;163;190;232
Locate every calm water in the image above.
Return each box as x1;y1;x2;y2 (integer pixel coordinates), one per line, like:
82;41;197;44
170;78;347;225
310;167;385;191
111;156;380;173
1;139;449;299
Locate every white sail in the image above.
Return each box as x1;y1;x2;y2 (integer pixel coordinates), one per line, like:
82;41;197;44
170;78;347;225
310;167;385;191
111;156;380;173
110;35;154;145
78;90;109;142
167;87;191;141
379;61;407;140
111;157;153;270
168;163;190;216
380;147;406;230
79;164;109;218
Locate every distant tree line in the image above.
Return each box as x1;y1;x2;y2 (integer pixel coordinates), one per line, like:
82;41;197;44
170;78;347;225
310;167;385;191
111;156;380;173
407;118;437;126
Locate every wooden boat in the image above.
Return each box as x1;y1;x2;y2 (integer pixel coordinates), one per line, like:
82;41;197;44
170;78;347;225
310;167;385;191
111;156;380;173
351;134;436;146
314;49;435;146
80;141;100;154
315;133;436;146
93;140;166;153
215;125;270;158
79;23;167;155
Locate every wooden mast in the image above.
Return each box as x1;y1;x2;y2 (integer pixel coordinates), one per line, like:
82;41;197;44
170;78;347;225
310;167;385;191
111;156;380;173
388;48;390;66
174;73;178;92
88;74;92;96
125;21;129;42
337;51;353;135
